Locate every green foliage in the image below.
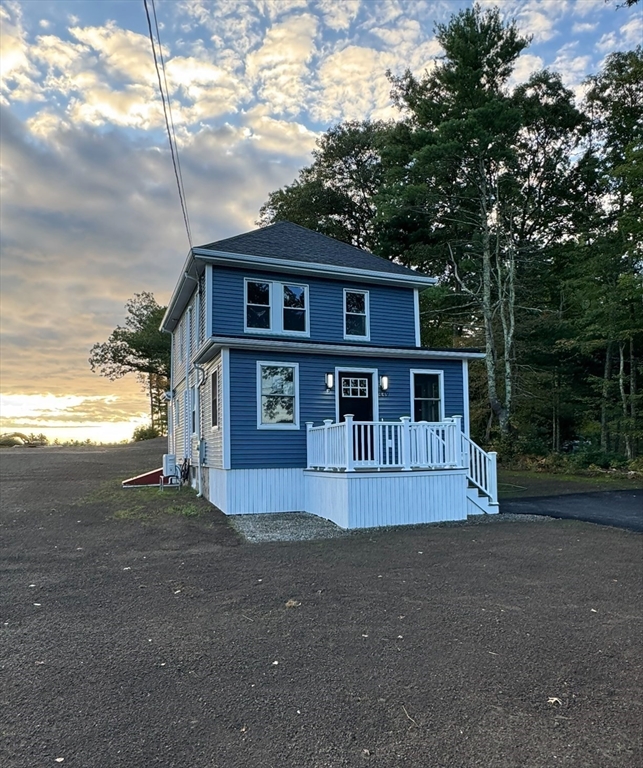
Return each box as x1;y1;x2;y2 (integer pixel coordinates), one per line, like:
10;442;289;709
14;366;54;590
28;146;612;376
259;121;390;252
257;8;642;461
89;292;171;434
89;292;170;380
132;424;161;441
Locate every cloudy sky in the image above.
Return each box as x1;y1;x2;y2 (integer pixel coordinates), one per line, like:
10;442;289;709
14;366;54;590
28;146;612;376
1;0;641;442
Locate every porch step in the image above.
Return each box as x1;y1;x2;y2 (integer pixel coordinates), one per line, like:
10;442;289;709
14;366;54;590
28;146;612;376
466;486;499;515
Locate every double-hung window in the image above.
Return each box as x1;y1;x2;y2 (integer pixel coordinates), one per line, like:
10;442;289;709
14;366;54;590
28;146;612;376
245;279;308;335
344;289;369;340
211;369;219;428
412;371;443;422
257;362;299;429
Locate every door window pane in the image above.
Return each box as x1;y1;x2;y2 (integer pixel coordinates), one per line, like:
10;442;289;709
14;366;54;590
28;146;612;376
260;365;297;425
342;377;369;397
413;373;441;421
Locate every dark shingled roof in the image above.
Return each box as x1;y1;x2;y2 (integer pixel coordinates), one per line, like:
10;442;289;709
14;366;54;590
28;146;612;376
197;221;419;278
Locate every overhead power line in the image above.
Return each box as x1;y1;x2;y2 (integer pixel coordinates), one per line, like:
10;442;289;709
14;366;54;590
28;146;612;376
143;0;193;248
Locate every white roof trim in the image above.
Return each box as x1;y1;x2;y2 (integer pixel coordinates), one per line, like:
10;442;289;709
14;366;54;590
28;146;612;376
191;247;437;288
194;335;485;363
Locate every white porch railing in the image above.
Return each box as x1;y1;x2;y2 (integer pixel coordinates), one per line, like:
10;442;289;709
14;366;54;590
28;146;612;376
306;415;498;504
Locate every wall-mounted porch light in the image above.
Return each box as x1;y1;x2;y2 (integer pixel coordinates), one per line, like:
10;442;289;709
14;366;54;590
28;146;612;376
379;374;389;392
325;372;335;390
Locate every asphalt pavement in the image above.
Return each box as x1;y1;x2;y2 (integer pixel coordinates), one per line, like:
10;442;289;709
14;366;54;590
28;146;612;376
501;490;643;532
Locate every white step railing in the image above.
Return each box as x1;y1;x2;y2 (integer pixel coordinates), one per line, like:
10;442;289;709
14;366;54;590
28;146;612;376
306;415;498;504
461;433;498;504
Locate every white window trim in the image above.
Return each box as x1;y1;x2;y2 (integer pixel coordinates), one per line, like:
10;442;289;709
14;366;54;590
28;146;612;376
222;348;231;469
334;367;379;423
343;288;370;342
410;369;445;422
211;367;220;431
244;278;310;337
256;360;300;430
191;384;198;436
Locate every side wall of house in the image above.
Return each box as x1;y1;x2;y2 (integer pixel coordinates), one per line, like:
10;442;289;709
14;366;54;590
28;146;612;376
210;265;417;348
228;349;466;469
200;353;223;468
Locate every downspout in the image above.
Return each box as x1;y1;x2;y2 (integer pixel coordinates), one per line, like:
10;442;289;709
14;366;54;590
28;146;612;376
193;362;206;497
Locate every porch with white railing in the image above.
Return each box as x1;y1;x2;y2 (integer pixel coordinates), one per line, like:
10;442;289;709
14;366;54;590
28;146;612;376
306;415;498;506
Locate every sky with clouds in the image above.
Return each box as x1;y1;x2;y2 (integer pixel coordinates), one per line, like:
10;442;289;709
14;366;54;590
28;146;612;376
1;0;641;441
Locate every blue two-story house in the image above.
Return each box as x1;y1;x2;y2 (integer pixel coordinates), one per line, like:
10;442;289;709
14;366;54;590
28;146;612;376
160;222;498;528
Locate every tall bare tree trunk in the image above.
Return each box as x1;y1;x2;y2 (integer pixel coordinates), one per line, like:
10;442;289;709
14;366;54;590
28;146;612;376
619;342;633;460
149;373;155;431
630;337;637;459
496;223;516;439
601;342;612;453
552;369;560;453
479;166;508;438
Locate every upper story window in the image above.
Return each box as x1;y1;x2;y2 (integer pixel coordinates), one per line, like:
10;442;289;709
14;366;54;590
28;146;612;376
344;289;370;340
246;281;271;329
211;369;219;428
176;319;185;362
245;279;308;336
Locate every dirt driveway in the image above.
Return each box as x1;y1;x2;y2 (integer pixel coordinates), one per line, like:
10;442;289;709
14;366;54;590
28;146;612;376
1;442;641;767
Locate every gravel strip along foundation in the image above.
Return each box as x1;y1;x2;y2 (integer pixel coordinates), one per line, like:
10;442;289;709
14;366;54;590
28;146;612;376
228;511;553;543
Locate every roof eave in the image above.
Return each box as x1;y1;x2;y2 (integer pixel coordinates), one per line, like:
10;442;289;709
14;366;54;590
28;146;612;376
191;247;437;288
194;336;485;364
160;249;199;332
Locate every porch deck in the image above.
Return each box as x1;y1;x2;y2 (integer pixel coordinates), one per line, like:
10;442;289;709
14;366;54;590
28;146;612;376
305;415;498;519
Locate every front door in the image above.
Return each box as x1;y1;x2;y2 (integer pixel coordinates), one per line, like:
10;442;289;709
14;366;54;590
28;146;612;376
338;371;374;464
338;371;374;422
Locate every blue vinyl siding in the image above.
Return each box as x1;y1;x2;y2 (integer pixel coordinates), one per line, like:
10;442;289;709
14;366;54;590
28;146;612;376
211;266;416;348
229;350;465;469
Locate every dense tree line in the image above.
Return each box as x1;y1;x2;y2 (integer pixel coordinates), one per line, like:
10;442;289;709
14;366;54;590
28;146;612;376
259;5;642;464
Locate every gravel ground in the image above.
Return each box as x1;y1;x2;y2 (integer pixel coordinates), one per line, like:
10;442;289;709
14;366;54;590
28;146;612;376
229;511;554;544
1;441;642;767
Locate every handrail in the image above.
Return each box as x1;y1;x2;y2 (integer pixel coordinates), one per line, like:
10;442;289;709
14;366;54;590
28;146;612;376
461;432;498;504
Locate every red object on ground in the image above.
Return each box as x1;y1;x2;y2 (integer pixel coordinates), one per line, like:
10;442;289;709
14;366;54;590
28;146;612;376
122;468;164;487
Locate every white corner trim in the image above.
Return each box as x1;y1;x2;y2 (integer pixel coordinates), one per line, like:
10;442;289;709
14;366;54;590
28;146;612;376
414;289;421;348
343;288;370;342
462;360;470;437
222;347;231;469
334;367;379;423
206;264;213;339
256;360;300;430
409;369;445;422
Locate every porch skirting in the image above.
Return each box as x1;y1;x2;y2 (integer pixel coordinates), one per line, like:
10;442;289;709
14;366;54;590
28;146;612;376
304;469;468;528
208;467;470;528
